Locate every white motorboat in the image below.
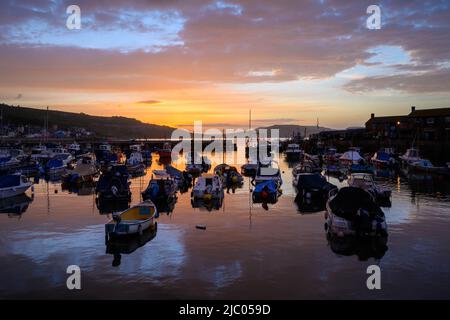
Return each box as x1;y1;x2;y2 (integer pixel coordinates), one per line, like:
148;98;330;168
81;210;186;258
192;174;224;200
0;174;33;199
348;173;391;205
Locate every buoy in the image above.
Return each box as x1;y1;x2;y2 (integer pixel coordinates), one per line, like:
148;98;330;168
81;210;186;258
196;224;206;230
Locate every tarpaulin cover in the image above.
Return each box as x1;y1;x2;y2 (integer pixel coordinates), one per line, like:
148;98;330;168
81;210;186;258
296;173;332;190
45;158;64;169
0;175;21;188
329;187;384;220
254;180;277;194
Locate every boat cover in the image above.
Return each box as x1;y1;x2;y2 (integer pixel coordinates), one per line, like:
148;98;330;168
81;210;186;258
0;175;20;188
329;187;384;220
254;180;277;194
374;152;390;161
46;158;64;169
296;173;330;189
340;151;362;162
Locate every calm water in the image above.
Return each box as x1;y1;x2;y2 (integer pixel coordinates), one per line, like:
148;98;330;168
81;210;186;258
1;152;450;299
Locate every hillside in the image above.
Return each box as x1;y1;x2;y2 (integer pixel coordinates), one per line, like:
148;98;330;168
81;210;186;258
0;104;175;139
257;124;332;138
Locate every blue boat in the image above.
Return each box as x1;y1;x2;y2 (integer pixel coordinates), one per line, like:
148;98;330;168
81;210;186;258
252;180;279;203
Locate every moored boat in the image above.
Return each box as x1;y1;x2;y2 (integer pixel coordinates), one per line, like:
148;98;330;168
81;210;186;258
285;144;303;161
192;174;224;200
105;200;157;239
348;173;391;206
142;171;178;203
0;174;33;199
325;187;387;237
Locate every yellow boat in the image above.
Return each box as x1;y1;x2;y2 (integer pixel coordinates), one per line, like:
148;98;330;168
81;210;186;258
105;200;157;239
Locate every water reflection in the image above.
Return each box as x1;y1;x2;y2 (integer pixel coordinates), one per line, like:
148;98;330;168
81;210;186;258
0;194;33;217
191;198;223;211
96;198;130;215
61;181;95;196
106;223;158;267
327;234;389;261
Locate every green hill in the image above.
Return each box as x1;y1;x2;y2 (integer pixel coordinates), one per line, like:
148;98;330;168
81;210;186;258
0;104;175;139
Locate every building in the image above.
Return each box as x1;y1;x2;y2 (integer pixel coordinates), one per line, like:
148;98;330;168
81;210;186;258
408;106;450;142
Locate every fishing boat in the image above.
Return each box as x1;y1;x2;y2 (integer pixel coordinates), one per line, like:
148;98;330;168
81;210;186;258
292;160;322;175
165;165;193;191
95;164;131;201
192;174;224;200
62;154;98;184
142;171;178;203
252;180;280;204
105;200;157;239
0;174;33;199
254;162;282;187
408;159;448;175
126;151;145;176
293;173;337;203
45;157;66;176
348;173;391;205
214;164;244;186
285;144;303;161
371;149;395;169
339;150;363;167
30;145;51;162
325;187;387;237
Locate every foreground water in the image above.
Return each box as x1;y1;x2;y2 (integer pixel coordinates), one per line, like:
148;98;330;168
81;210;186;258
1;153;450;299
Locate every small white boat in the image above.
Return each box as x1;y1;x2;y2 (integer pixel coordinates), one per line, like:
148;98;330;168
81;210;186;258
192;174;224;200
348;173;391;204
105;200;157;238
0;174;33;199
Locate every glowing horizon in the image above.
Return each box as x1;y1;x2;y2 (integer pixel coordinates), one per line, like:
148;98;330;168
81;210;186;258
1;1;450;130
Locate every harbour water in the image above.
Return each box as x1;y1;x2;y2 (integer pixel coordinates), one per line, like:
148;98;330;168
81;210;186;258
1;152;450;299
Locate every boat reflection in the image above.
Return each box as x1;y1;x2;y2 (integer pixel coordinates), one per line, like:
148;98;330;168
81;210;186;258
191;198;223;211
0;194;33;217
61;181;95;196
106;223;158;267
154;197;178;215
327;234;388;261
96;198;130;215
408;173;450;197
294;192;325;213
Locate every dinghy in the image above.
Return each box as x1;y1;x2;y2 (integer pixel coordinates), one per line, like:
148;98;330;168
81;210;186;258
105;200;157;239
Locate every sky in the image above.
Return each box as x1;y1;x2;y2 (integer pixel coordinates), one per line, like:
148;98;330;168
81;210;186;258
0;0;450;129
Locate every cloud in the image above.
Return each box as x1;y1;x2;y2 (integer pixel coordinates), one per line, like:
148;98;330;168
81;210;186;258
137;100;161;105
343;68;450;93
